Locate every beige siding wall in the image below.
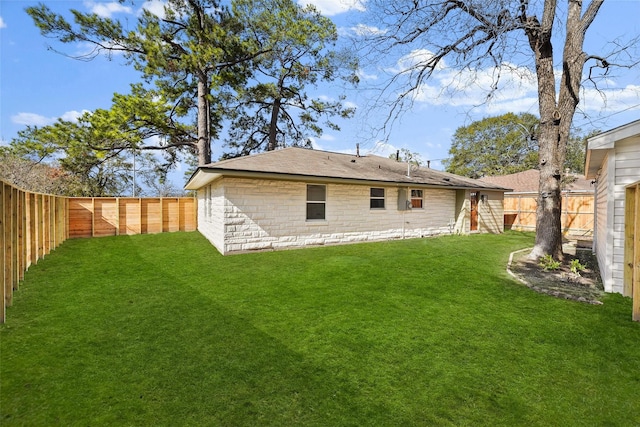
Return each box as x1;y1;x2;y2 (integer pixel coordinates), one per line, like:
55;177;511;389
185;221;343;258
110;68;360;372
453;190;472;234
198;177;464;254
593;136;640;294
610;138;640;293
477;190;505;234
594;153;612;291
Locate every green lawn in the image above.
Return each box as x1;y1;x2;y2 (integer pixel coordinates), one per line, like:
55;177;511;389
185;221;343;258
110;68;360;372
1;232;639;426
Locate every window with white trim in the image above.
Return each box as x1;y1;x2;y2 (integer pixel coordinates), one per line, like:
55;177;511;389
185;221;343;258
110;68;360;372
411;189;424;209
306;184;326;220
370;187;385;209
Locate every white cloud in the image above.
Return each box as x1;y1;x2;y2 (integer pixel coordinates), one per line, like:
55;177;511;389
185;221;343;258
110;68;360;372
407;62;539;115
350;24;385;37
11;113;53;127
0;16;7;29
11;110;89;127
319;134;336;142
75;40;126;58
343;100;358;110
388;49;448;75
61;110;90;122
298;0;365;16
140;0;166;18
367;140;398;158
580;84;640;113
357;68;378;81
317;96;358;112
84;1;133;18
388;56;640;119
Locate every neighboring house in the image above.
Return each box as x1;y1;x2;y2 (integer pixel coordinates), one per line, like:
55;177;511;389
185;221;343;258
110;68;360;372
585;119;640;295
480;169;593;192
185;147;510;254
480;169;594;235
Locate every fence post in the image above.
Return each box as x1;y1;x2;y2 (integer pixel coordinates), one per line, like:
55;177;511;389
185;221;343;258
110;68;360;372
0;183;5;323
4;186;13;308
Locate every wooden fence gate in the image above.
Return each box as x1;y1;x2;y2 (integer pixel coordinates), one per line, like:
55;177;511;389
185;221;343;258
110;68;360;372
623;183;640;322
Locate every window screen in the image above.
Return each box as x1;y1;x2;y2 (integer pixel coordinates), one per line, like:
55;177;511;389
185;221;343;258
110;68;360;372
307;184;326;220
370;187;385;209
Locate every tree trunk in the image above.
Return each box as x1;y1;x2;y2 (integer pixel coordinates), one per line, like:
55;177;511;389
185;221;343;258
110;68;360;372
197;74;211;165
525;0;562;260
267;97;281;151
529;0;603;260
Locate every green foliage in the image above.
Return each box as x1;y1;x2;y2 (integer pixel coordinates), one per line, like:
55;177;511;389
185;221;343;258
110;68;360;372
6;108;177;196
223;0;357;158
444;113;592;178
25;0;358;168
26;0;250;166
2;232;639;425
564;128;600;175
444;113;539;178
388;148;423;165
539;254;561;271
570;258;587;276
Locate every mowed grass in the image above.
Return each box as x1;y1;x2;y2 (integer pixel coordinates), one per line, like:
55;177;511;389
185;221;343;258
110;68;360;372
1;231;639;426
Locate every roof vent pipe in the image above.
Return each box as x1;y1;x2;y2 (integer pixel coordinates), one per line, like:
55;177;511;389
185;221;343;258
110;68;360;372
396;150;400;161
356;143;360;157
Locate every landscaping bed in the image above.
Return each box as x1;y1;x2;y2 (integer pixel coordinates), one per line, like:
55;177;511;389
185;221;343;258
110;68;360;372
509;244;604;304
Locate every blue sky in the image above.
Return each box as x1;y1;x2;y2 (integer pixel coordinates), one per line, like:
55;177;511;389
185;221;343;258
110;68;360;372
1;0;639;190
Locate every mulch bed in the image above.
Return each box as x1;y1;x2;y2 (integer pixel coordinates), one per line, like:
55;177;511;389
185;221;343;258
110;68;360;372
508;246;604;304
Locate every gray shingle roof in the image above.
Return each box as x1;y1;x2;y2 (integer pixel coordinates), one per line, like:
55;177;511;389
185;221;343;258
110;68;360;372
185;147;510;191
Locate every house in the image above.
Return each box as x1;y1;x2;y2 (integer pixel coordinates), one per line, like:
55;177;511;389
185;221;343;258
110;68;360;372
185;147;509;254
479;169;593;192
585;119;640;297
480;169;594;235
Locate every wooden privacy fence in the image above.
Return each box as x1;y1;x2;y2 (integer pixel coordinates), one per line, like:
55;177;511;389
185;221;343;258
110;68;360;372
1;179;197;323
503;191;595;236
69;197;196;238
1;180;68;323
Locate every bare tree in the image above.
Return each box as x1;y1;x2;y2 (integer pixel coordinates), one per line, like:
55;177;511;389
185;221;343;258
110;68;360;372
360;0;638;259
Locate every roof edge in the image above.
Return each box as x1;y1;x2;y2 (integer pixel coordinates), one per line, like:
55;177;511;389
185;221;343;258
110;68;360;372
185;167;510;191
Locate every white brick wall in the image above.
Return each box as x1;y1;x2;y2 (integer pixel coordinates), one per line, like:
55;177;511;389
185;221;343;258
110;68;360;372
197;181;225;253
197;177;497;254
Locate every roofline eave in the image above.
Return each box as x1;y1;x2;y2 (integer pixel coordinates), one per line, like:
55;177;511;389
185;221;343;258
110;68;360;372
185;167;510;192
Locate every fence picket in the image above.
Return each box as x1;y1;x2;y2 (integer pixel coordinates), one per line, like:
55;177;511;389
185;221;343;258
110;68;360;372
504;191;594;236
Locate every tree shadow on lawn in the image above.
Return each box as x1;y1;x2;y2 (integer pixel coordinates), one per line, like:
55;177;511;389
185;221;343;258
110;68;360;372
1;235;418;426
4;232;639;426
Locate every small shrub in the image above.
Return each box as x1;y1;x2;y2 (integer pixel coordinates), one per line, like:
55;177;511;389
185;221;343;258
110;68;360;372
539;254;561;271
570;258;587;276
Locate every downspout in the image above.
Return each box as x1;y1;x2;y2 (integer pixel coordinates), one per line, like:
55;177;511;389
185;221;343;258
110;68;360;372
402;186;409;239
